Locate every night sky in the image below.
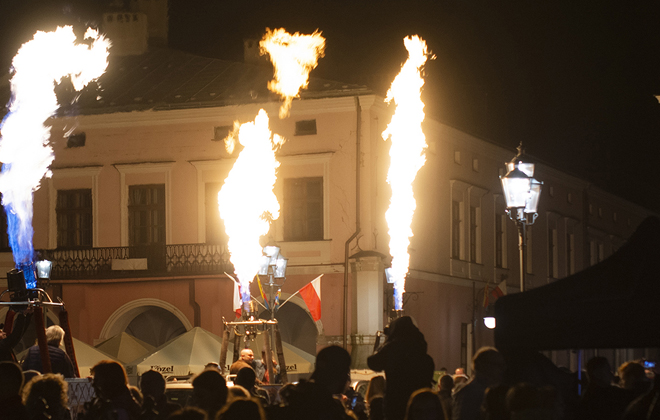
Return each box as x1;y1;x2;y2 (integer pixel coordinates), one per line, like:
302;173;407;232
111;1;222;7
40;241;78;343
1;0;660;211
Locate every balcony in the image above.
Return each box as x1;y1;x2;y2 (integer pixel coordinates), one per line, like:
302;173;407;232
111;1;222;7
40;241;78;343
38;244;232;280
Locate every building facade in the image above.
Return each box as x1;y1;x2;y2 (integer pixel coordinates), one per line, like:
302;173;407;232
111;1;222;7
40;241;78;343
0;44;654;374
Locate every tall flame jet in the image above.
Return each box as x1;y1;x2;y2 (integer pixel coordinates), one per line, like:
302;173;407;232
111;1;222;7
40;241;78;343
382;36;432;310
0;27;110;288
219;111;283;309
219;28;325;311
260;28;325;118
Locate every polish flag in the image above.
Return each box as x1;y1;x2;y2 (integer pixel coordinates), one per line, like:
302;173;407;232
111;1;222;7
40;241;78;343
233;282;242;317
491;279;508;298
300;276;322;322
484;279;508;308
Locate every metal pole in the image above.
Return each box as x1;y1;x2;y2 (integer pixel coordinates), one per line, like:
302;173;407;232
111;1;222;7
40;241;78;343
263;324;275;384
274;321;288;384
517;213;527;292
220;320;230;375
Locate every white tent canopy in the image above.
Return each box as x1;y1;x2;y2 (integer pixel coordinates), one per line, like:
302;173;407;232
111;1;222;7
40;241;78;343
95;332;154;364
126;326;316;381
126;327;234;378
250;334;316;378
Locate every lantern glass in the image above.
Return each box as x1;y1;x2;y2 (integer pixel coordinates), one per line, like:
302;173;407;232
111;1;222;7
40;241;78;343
385;268;395;284
274;258;288;278
257;255;270;275
263;246;280;265
525;179;543;214
501;170;532;209
35;260;52;280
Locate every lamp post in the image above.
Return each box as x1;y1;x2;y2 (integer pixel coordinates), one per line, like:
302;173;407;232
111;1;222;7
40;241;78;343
258;245;288;320
256;245;287;383
500;143;542;292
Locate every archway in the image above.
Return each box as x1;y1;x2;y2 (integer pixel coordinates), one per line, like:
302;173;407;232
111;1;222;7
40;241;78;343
100;298;192;347
258;297;320;355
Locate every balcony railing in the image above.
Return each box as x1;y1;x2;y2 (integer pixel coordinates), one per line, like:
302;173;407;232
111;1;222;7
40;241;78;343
38;244;233;280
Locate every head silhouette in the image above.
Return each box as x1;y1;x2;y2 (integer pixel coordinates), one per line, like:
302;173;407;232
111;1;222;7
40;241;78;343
311;345;352;394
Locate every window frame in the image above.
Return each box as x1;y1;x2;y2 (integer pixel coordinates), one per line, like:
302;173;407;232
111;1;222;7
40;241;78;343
56;189;93;249
283;177;324;242
127;184;166;247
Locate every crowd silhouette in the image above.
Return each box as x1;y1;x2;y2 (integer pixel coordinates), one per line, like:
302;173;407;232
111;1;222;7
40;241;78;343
1;315;659;420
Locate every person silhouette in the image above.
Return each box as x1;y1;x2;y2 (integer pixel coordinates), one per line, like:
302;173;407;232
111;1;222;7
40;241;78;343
367;316;435;420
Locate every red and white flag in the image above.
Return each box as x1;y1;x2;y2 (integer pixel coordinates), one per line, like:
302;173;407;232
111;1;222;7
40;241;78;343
233;281;242;317
484;279;508;308
299;275;322;322
491;279;507;299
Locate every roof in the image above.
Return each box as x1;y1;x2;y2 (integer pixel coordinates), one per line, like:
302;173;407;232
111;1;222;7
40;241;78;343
51;48;371;116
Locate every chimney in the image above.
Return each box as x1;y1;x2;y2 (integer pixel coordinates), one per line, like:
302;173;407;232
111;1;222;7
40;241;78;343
102;12;149;56
130;0;169;47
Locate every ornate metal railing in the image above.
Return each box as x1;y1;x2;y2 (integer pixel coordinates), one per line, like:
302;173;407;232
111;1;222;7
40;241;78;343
38;243;233;280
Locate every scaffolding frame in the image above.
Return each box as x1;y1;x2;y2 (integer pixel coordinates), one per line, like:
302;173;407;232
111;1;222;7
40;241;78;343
219;318;288;384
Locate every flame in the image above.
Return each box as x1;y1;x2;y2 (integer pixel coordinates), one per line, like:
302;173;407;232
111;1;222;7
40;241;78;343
218;109;283;308
0;26;110;287
260;28;325;118
382;36;431;310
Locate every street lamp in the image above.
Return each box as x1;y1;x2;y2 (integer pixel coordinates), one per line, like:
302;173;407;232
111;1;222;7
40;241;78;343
500;143;542;292
257;245;288;320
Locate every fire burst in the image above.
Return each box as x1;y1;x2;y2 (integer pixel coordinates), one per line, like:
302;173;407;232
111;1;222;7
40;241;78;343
0;27;110;288
260;28;325;118
218;110;284;310
383;36;432;310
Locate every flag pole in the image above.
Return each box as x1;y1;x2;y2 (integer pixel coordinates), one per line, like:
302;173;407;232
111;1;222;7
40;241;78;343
279;274;323;310
278;290;301;310
224;272;268;311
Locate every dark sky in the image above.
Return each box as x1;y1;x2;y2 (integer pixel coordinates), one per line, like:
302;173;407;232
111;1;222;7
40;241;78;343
1;0;660;211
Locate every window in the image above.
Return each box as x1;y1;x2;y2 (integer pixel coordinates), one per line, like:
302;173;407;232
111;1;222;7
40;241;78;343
454;151;461;164
451;201;462;259
566;233;575;275
590;241;598;266
56;189;92;249
495;214;504;268
294;120;317;136
548;228;557;278
460;323;469;371
205;182;227;244
472;158;479;172
469;206;478;263
128;184;166;246
213;126;231;142
67;133;86;148
284;178;323;241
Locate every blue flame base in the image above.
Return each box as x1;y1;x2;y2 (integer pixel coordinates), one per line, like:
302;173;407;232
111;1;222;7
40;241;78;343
17;262;37;289
394;287;403;311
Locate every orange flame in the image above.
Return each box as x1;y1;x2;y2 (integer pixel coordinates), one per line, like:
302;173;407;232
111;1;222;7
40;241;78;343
382;36;432;310
218;110;284;308
260;28;325;118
